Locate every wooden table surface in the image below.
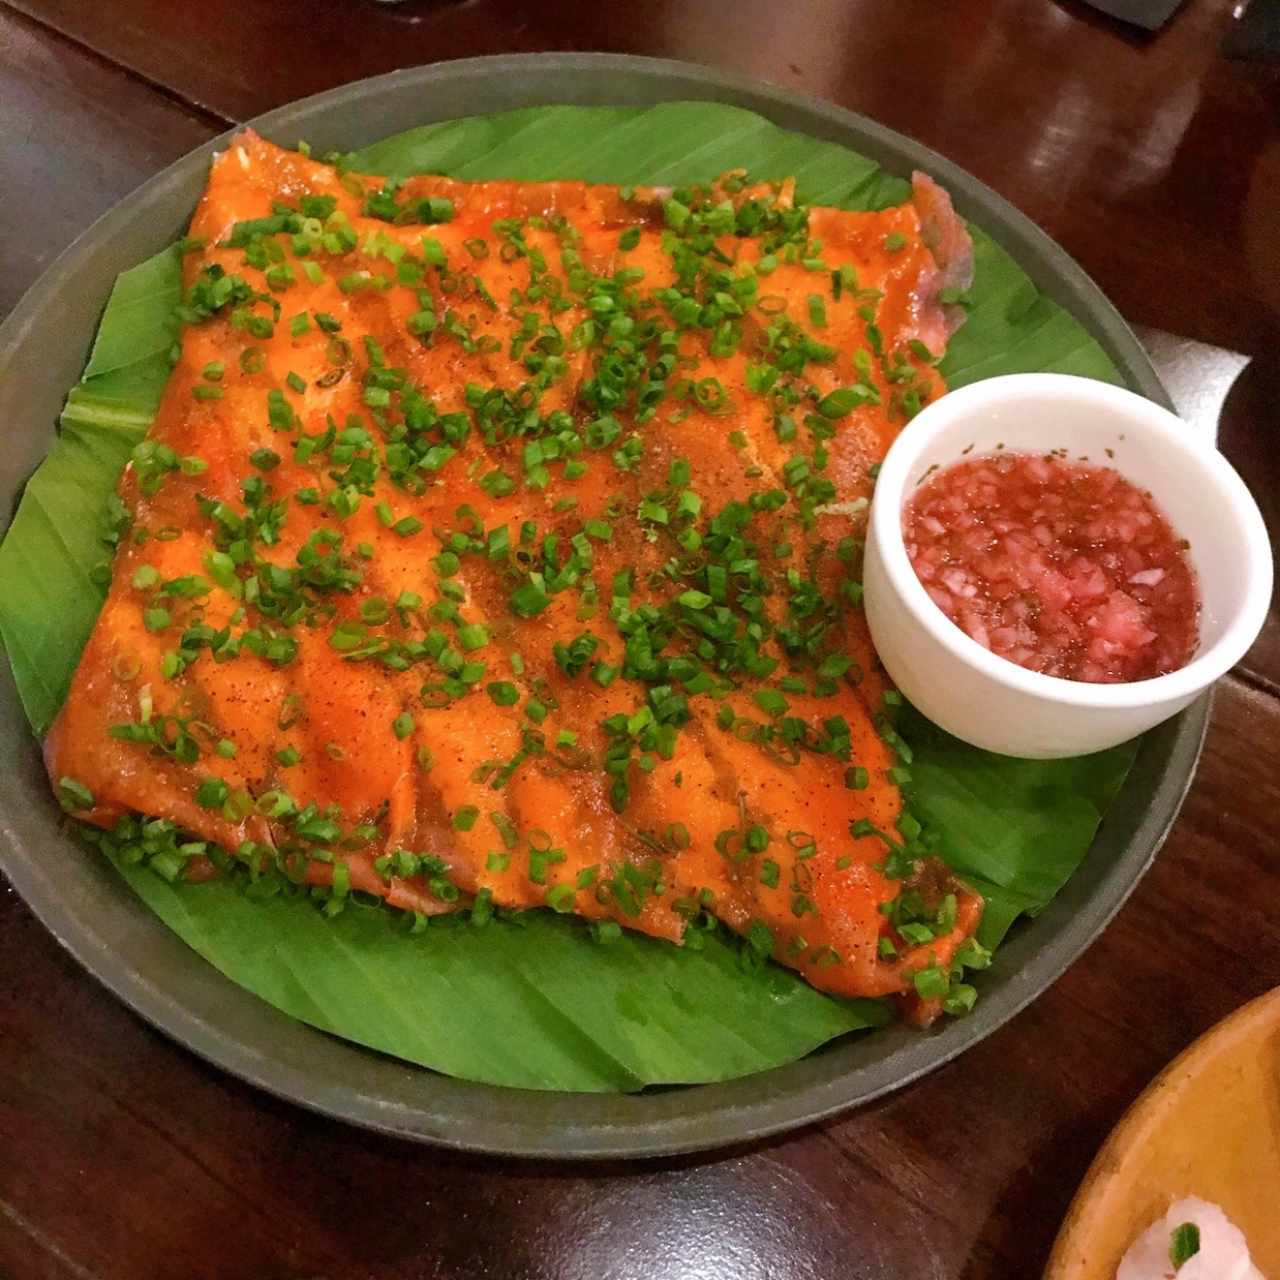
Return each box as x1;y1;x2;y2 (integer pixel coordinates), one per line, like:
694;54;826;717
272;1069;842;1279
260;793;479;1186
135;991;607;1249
2;2;1277;1277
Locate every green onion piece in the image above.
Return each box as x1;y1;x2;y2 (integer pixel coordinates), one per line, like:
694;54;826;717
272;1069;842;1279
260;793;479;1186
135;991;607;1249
490;811;518;849
195;777;229;809
678;589;712;610
818;385;878;419
457;623;490;652
407;309;437;336
487;681;519;706
942;983;978;1016
899;923;935;946
57;777;95;811
955;938;993;971
546;883;576;913
753;689;788;717
249;448;281;471
330;863;350;899
1169;1223;1201;1271
509;582;550;617
912;965;949;1000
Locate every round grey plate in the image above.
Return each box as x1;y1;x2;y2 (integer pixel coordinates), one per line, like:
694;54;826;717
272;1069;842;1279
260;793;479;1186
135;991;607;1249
0;54;1206;1159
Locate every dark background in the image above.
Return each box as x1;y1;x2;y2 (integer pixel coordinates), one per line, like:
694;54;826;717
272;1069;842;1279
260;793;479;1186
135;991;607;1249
1;2;1278;1277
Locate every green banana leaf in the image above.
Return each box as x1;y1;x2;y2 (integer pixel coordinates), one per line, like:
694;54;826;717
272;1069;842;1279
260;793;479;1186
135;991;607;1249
0;246;181;737
0;104;1137;1091
109;847;888;1091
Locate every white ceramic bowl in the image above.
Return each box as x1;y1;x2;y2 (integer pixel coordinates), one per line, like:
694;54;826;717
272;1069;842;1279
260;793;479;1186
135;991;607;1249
864;373;1273;758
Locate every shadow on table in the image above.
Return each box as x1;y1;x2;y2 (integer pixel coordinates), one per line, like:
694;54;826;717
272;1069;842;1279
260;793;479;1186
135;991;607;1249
955;1086;1136;1280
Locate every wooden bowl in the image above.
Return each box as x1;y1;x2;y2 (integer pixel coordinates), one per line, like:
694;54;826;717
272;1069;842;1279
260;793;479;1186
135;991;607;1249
1046;985;1280;1278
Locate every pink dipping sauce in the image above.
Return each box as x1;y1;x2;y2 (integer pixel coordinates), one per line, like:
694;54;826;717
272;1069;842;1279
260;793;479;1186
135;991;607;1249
902;452;1200;683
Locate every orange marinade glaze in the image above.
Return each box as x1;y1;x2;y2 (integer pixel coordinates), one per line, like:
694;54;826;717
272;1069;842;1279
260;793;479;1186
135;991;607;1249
47;131;981;1008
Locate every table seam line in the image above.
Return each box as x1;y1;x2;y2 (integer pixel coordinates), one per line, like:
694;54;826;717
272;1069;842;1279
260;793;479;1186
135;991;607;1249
0;1196;103;1280
0;0;237;130
1226;666;1280;703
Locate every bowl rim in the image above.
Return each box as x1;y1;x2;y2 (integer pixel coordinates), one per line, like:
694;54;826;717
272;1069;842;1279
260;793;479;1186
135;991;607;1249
0;52;1211;1159
870;372;1273;711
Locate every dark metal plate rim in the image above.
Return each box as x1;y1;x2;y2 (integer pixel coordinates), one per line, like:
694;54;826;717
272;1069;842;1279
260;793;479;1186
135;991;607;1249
0;53;1203;1160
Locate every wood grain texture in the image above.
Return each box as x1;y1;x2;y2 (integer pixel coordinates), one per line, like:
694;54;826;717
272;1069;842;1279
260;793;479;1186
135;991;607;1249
2;3;1279;1277
1218;351;1280;690
1;675;1276;1280
0;8;220;318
